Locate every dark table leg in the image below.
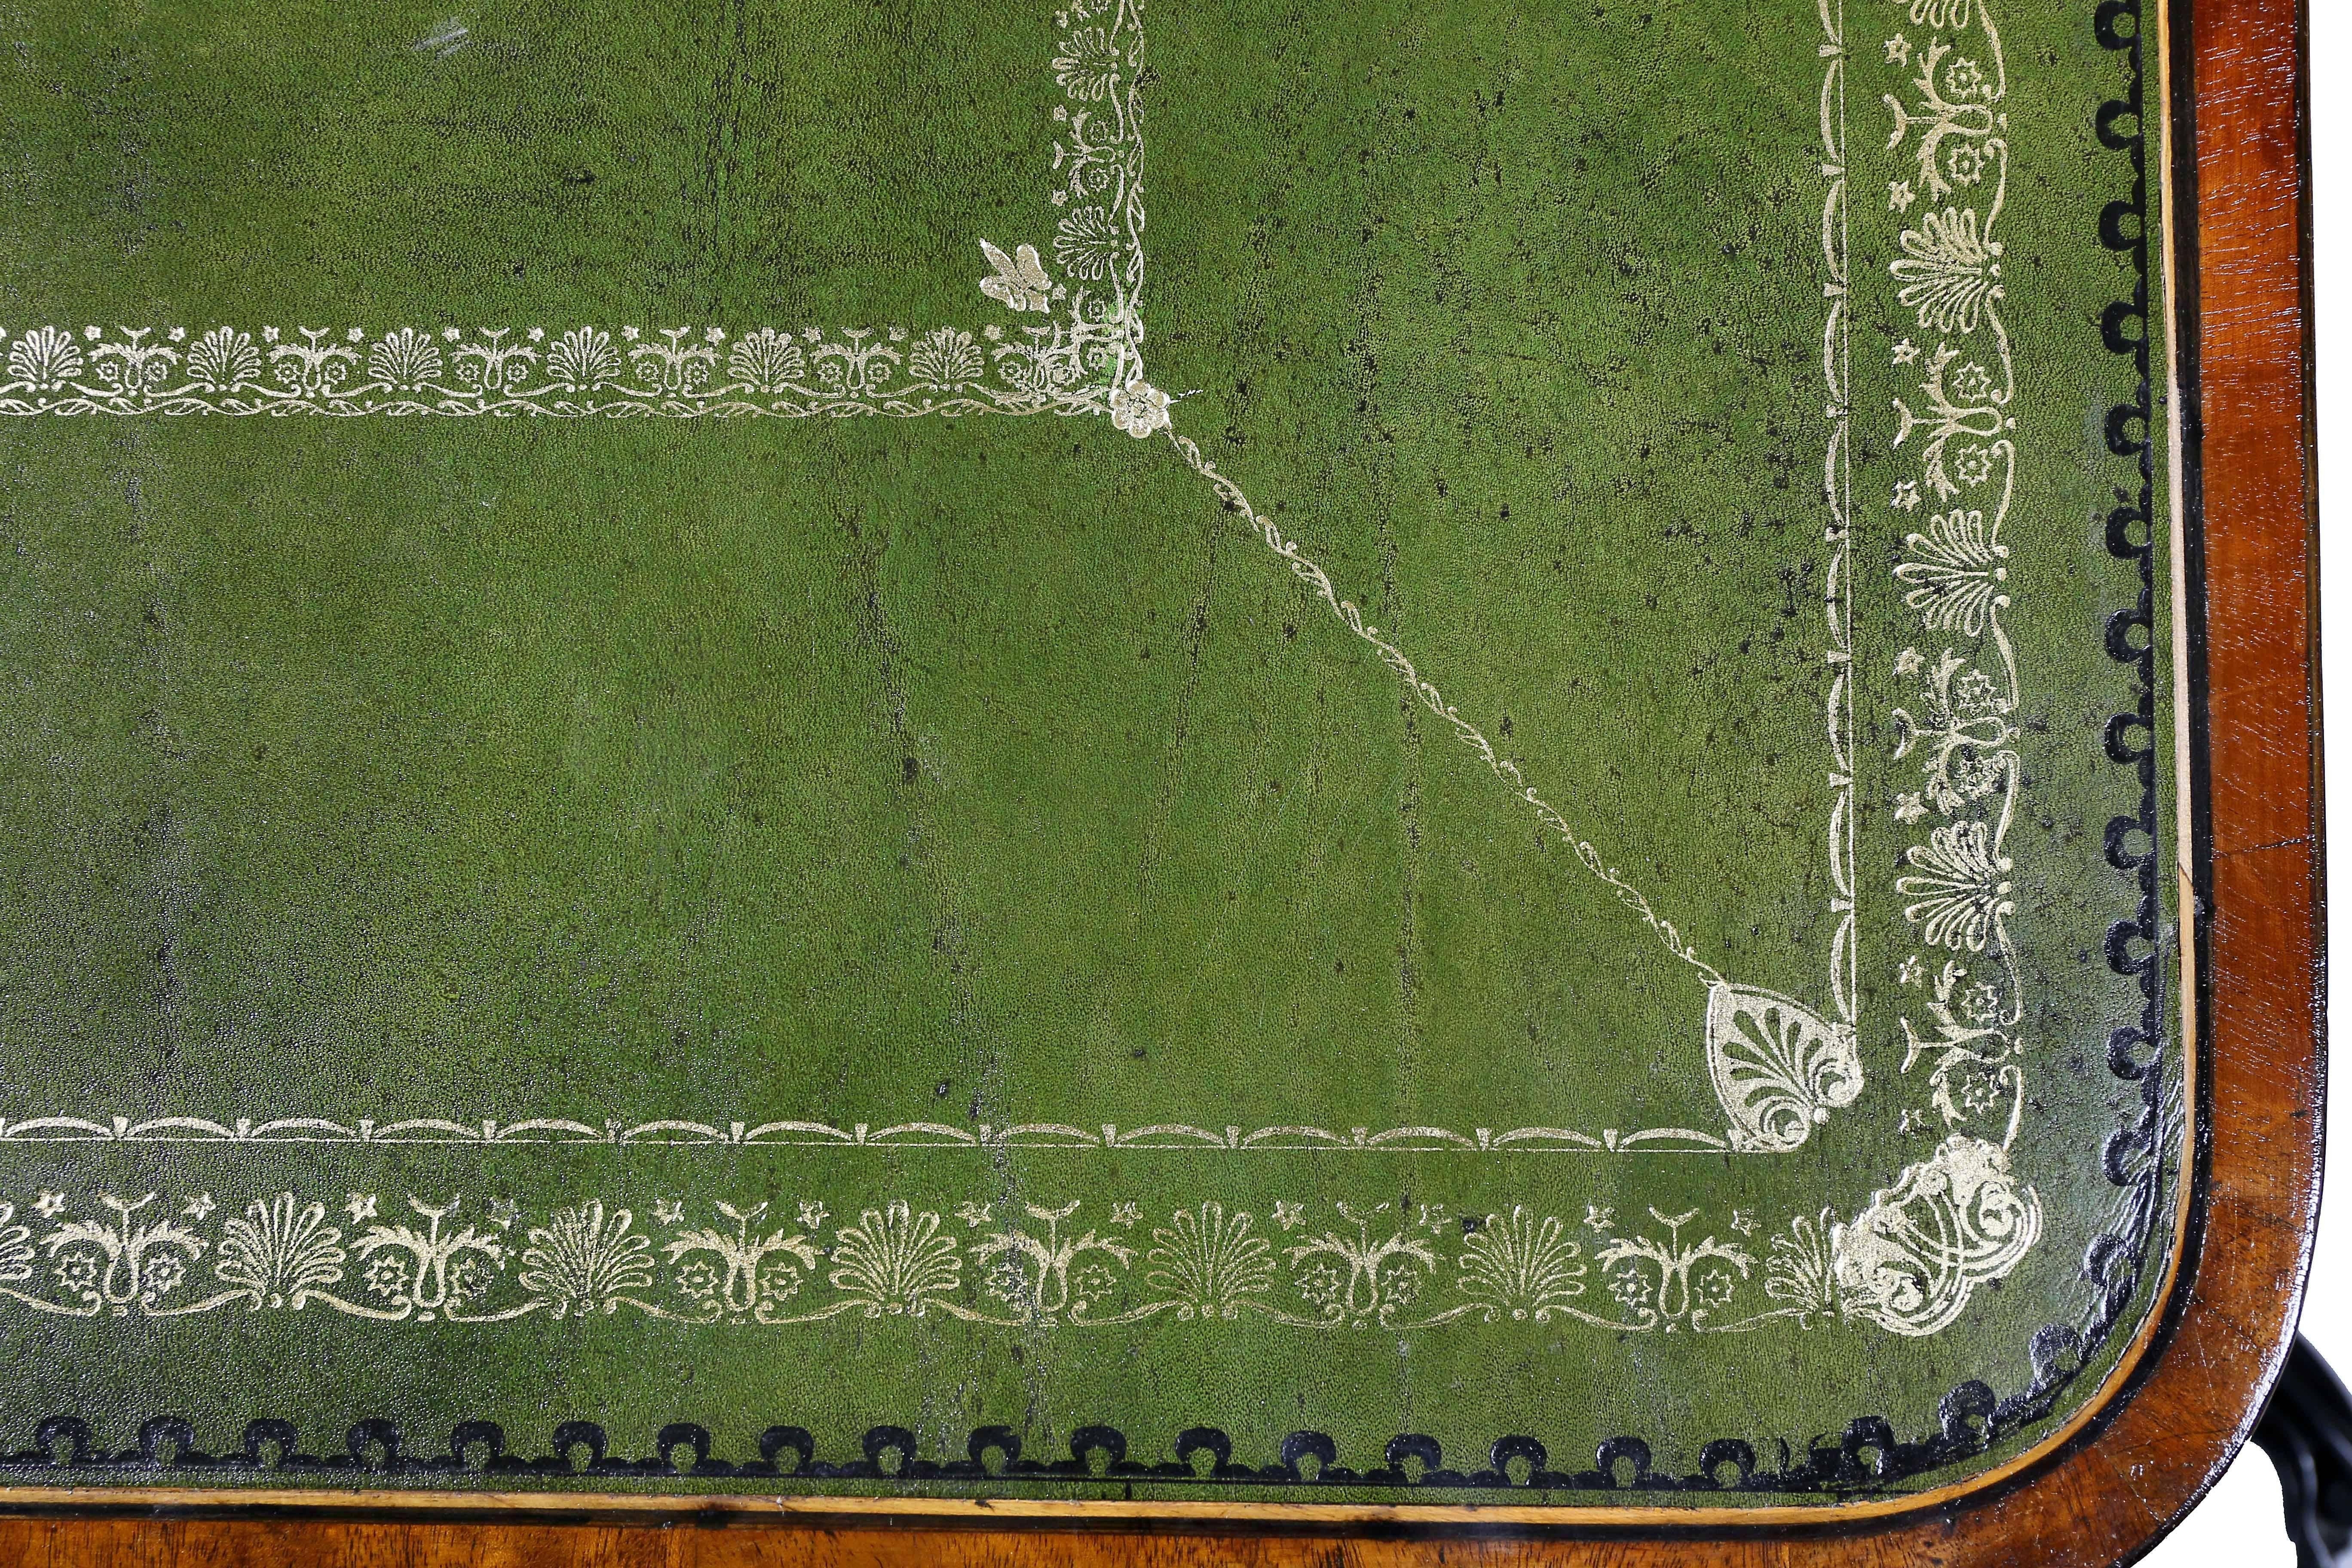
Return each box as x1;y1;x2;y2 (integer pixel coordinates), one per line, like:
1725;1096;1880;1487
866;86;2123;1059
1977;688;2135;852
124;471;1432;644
2254;1337;2352;1568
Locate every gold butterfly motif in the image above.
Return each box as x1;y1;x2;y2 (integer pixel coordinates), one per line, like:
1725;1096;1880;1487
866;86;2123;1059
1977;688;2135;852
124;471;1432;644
977;240;1058;312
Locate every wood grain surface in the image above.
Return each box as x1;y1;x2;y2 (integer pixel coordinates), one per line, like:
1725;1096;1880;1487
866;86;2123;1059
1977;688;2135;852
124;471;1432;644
0;0;2315;1558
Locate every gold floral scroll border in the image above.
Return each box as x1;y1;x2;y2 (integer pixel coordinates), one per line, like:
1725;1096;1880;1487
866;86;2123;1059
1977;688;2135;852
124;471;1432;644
0;1157;2023;1338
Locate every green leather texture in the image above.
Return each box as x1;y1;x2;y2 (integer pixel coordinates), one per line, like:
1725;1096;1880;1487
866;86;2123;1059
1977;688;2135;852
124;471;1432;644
0;0;2179;1504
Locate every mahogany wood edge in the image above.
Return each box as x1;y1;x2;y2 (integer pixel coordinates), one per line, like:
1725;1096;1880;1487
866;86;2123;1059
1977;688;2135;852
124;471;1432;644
0;0;2314;1559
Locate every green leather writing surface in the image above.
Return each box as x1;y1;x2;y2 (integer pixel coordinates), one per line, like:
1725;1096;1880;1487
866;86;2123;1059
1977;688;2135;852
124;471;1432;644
0;0;2181;1506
